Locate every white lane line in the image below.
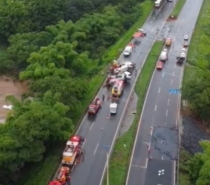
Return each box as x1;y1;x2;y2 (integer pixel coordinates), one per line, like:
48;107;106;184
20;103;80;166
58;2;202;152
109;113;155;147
154;105;157;111
174;64;176;69
162;72;165;77
145;158;148;168
171;79;173;85
177;28;180;32
173;161;176;185
89;122;95;130
172;71;175;76
162;156;164;160
166;110;168;117
83;139;87;147
167;99;170;106
176;118;178;127
158;87;161;93
94;143;99;155
165;123;167;126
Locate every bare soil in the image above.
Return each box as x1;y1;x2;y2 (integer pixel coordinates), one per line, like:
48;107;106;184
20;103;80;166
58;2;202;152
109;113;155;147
0;76;28;123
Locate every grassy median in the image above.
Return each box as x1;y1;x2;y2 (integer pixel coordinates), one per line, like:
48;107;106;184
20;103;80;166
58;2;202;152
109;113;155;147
18;1;154;185
105;41;164;185
170;0;186;18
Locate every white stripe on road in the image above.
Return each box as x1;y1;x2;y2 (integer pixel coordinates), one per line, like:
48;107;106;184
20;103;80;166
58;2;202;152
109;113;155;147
94;143;99;155
166;110;168;117
158;87;161;93
171;79;173;85
167;99;170;106
89;122;95;130
154;105;157;111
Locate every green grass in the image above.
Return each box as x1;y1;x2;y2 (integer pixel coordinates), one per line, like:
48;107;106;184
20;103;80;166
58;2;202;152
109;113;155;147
18;2;154;185
170;0;186;17
179;149;191;185
105;41;164;185
186;0;210;68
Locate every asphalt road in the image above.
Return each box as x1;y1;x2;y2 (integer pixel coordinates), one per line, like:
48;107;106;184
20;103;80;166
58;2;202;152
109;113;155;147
69;2;176;185
126;0;204;185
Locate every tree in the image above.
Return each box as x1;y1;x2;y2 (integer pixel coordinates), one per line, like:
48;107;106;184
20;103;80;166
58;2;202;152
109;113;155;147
30;76;88;119
0;92;72;183
0;0;31;39
182;69;210;122
188;141;210;185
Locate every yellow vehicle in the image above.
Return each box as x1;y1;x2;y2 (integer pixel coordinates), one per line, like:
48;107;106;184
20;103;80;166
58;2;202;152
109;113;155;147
165;37;172;46
111;80;124;97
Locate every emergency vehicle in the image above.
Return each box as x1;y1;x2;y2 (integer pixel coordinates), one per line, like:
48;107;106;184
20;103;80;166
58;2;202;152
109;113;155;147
111;80;124;97
62;135;84;165
48;167;70;185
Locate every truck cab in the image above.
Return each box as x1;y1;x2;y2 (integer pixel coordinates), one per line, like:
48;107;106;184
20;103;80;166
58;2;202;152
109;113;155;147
112;80;124;97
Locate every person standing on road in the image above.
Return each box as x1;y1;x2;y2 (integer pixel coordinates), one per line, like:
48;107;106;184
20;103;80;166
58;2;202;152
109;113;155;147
102;93;105;102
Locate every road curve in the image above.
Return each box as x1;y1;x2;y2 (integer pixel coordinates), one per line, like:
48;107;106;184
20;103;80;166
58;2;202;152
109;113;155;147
125;0;203;185
68;3;175;185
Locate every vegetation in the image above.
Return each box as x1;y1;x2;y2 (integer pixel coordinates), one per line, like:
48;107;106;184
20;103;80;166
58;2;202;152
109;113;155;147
179;149;191;185
179;141;210;185
182;0;210;123
170;0;186;18
106;41;164;185
0;0;154;184
181;0;210;185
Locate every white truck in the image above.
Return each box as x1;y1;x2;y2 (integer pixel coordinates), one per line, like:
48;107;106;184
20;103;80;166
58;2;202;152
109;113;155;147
123;46;132;56
177;48;186;64
160;48;168;61
110;102;118;114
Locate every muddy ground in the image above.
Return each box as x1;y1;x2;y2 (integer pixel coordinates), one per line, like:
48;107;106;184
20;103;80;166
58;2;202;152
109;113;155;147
181;113;210;155
0;76;28;123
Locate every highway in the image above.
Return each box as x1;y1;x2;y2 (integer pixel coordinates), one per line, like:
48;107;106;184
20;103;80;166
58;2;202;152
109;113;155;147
69;2;176;185
125;0;204;185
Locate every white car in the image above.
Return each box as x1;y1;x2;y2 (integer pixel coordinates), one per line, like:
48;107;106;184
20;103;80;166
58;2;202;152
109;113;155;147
184;35;189;41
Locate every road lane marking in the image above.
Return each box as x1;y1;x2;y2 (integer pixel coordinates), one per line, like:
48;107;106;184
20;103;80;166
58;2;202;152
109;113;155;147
165;123;167;126
172;71;175;76
162;72;165;77
158;87;161;93
166;110;168;117
176;118;178;127
162;156;164;160
174;64;176;68
167;99;170;105
177;28;180;32
83;139;87;147
89;122;94;130
171;79;173;85
154;105;157;111
173;161;176;185
145;158;148;168
94;143;99;155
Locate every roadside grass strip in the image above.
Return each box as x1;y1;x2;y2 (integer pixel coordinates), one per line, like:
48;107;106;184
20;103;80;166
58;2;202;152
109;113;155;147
179;149;191;185
18;1;154;185
105;41;164;185
186;0;210;67
170;0;186;18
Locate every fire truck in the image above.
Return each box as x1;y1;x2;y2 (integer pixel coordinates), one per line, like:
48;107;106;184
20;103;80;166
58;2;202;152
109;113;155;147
111;80;124;97
48;167;70;185
87;97;102;115
62;135;85;165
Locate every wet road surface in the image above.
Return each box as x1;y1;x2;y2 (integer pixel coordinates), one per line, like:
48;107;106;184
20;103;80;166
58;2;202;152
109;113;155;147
68;2;176;185
126;0;204;185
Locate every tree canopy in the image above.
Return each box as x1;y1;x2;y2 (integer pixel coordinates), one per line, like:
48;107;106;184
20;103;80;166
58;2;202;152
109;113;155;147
188;141;210;185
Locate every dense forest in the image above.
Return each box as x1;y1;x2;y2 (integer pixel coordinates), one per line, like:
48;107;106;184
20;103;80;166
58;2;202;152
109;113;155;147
0;0;150;184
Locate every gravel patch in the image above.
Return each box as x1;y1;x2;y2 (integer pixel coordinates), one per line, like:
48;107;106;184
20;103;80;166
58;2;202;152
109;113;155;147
181;116;210;154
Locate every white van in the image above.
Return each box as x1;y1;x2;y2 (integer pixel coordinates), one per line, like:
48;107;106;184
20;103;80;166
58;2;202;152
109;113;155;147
110;102;118;114
123;46;132;56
